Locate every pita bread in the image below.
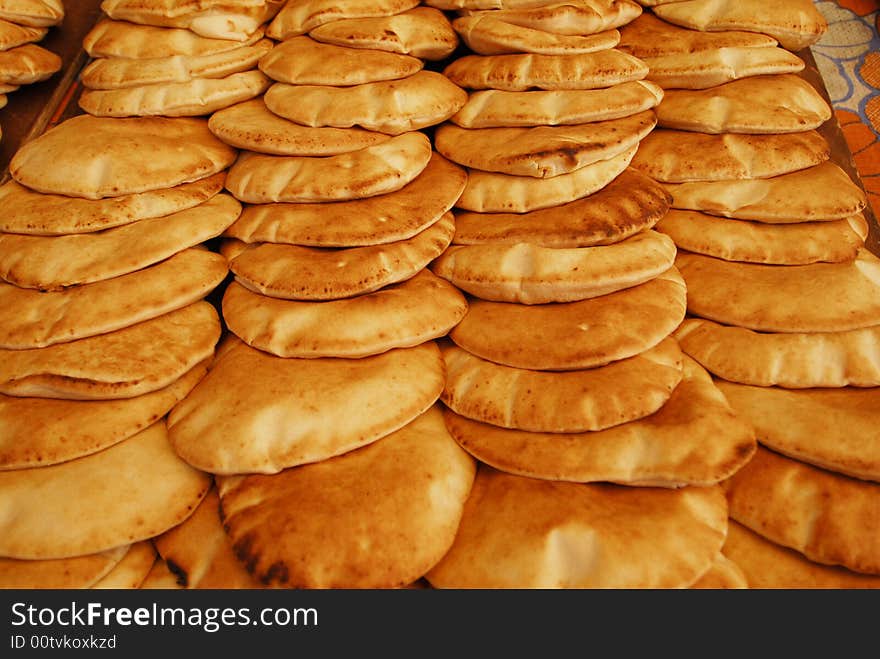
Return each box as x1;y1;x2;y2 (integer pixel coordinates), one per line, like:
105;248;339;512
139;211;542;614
448;265;685;369
453;167;670;248
0;18;46;51
0;173;226;236
0;81;16;91
0;194;240;289
690;553;748;589
226;213;454;300
91;541;157;589
715;381;880;483
84;18;266;58
433;230;677;304
308;7;458;60
441;336;684;433
224;152;466;246
724;446;880;575
0;0;63;27
631;129;830;183
444;356;755;486
259;36;422;86
153;488;260;589
0;43;60;85
459;1;644;36
80;39;273;90
223;270;467;358
453;14;619;55
0;545;129;589
264;71;468;135
723;520;880;589
443;50;647;91
653;0;828;52
267;0;419;39
0;360;208;470
10;115;236;199
658;211;866;265
139;559;185;589
426;467;727;588
451;80;663;127
663;161;867;222
656;74;831;134
168;337;445;474
224;131;432;203
675;318;880;389
0;301;221;400
78;69;271;117
456;144;636;212
0;420;210;559
0;249;227;349
677;249;880;333
435;110;655;177
218;405;476;588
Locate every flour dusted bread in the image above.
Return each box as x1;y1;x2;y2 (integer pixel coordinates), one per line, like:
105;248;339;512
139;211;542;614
0;545;129;589
267;0;419;40
453;14;619;55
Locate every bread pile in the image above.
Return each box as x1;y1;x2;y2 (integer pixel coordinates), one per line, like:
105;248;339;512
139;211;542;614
624;1;880;587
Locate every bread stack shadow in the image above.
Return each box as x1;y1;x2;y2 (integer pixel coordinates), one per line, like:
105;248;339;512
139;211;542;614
626;1;880;587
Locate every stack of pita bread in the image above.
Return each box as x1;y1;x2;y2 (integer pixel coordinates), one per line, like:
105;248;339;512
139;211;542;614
0;113;243;588
78;1;284;117
623;5;880;586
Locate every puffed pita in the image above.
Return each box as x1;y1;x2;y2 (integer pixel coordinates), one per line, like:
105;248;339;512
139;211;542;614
78;69;270;117
443;50;647;91
84;19;266;58
259;36;422;86
451;80;663;127
631;129;830;182
456;144;635;212
263;71;467;135
0;193;240;289
139;559;184;589
224;131;432;204
663;161;867;222
0;301;221;400
10;115;236;199
168;337;445;474
724;446;880;575
0;421;210;560
0;0;63;27
690;554;748;589
656;74;831;134
657;211;867;265
441;337;684;433
267;0;419;40
0;173;225;235
225;213;454;300
677;249;880;333
459;1;643;36
91;541;157;589
224;152;466;246
675;318;880;388
453;14;619;55
153;488;260;589
223;270;467;358
0;360;207;470
0;249;227;349
80;39;273;90
448;265;685;369
653;0;827;52
453;168;670;247
218;405;476;588
308;7;458;60
435;110;654;177
426;467;727;588
0;545;129;589
0;43;60;85
443;356;755;487
209;99;390;156
714;381;880;483
433;229;677;304
723;520;880;589
0;18;46;51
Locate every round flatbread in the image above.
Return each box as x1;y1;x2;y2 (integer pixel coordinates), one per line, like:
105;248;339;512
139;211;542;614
0;43;60;85
0;0;63;27
138;559;184;589
10;115;236;199
690;554;749;589
433;229;677;304
0;545;128;589
457;0;643;35
0;421;210;559
0;18;47;50
267;0;419;40
168;337;445;474
453;14;619;55
91;541;157;589
425;466;728;588
441;336;684;433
